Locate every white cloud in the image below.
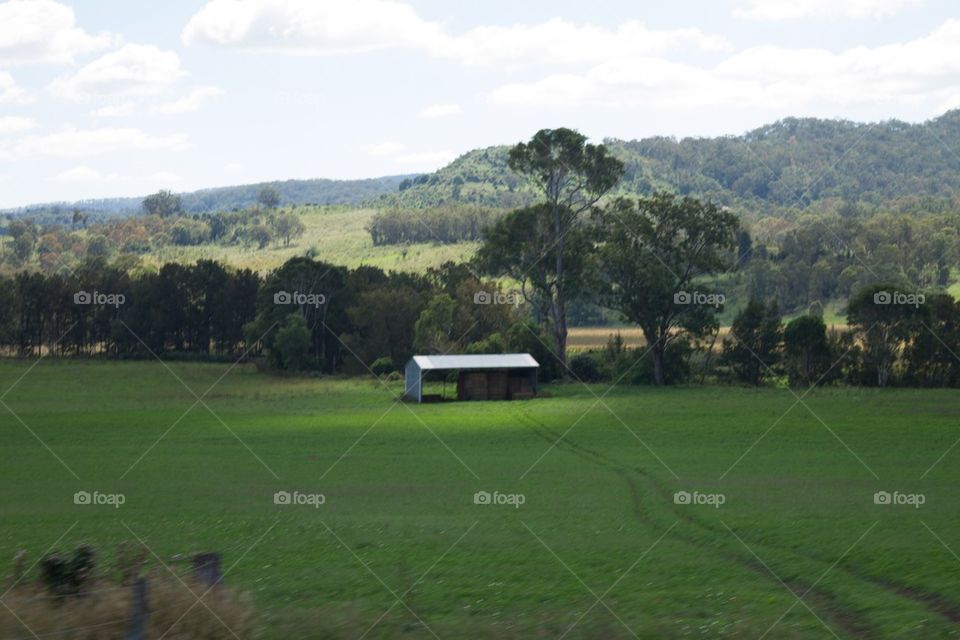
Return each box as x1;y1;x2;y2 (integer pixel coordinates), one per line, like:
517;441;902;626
17;127;190;157
0;0;111;64
54;165;123;183
420;103;462;119
182;1;729;67
54;166;184;185
0;70;31;103
735;0;923;21
367;141;405;156
92;101;138;118
394;150;455;167
49;44;184;100
149;86;224;115
446;19;730;67
148;170;182;183
490;19;960;114
182;0;446;54
0;115;34;134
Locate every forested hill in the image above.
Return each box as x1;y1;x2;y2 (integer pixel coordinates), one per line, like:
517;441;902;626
378;110;960;214
9;110;960;222
3;175;414;222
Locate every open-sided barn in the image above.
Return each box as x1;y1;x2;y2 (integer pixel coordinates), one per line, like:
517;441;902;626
404;354;539;403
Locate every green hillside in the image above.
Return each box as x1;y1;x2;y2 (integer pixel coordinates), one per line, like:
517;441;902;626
375;110;960;215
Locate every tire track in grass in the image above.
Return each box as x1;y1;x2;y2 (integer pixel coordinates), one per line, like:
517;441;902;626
621;447;960;628
515;409;874;639
515;407;960;634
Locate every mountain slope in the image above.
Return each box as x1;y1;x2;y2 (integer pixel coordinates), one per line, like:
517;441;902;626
375;110;960;214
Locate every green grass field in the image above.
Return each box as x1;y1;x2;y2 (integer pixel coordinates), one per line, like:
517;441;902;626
1;361;959;638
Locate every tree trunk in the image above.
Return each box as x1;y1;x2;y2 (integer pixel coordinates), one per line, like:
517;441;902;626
554;297;567;369
652;342;665;386
552;202;567;370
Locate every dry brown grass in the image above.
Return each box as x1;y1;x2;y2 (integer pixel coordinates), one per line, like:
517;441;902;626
0;571;254;639
568;324;850;352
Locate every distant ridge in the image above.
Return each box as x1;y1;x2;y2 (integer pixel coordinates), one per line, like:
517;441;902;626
2;175;417;221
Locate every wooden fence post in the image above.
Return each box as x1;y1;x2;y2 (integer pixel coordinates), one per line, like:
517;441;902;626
125;578;149;640
192;553;222;588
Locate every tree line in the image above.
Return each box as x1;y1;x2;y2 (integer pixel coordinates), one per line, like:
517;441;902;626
0;255;958;388
367;205;502;246
0;257;555;376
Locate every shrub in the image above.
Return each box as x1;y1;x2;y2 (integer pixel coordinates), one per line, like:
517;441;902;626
569;353;604;382
371;356;394;376
274;315;312;371
627;341;692;385
464;332;506;355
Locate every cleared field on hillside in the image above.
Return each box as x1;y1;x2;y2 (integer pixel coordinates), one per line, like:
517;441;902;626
1;361;958;638
142;206;478;274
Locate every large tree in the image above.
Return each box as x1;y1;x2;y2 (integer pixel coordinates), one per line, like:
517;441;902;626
142;190;183;218
596;193;738;385
847;283;927;387
783;315;833;387
477;129;622;366
723;298;782;386
257;186;281;209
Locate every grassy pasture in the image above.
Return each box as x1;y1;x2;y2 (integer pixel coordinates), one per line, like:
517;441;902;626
0;361;959;638
140;206;479;275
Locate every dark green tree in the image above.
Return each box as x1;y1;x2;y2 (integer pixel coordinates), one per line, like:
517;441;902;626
723;298;782;385
783;315;833;386
847;284;927;387
495;128;623;367
596;193;738;385
142;190;183;218
475;204;598;364
413;293;457;354
257;186;281;209
273;213;305;247
274;314;312;370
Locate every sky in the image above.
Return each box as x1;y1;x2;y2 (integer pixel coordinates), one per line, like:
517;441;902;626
0;0;959;208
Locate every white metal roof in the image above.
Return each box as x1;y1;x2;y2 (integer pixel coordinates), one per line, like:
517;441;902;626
410;353;539;371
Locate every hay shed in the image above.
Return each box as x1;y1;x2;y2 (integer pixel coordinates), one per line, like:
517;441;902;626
404;354;539;403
